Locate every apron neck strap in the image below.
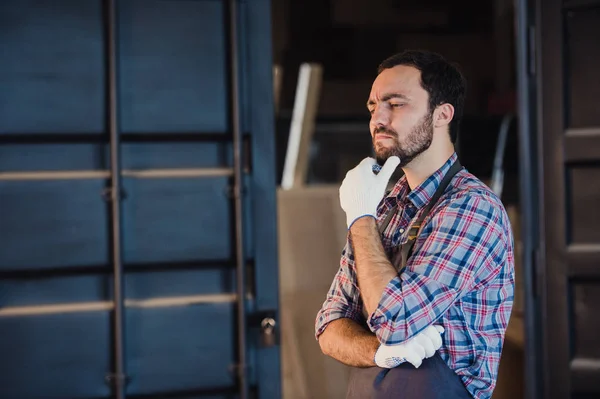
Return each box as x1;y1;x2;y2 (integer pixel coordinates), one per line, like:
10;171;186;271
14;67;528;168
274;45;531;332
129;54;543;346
377;159;463;269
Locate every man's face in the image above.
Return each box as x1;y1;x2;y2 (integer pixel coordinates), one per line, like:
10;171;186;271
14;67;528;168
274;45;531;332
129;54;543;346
367;65;434;167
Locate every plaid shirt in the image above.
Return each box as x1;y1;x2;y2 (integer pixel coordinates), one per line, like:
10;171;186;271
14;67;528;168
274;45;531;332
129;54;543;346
315;153;515;399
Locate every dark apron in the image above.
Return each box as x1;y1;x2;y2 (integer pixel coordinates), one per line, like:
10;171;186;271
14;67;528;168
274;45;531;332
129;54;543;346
347;160;472;399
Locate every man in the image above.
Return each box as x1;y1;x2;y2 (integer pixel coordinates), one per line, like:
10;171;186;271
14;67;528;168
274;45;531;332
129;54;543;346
315;50;515;399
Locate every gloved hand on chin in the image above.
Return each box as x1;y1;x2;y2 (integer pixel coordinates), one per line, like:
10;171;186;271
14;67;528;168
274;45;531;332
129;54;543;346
339;156;401;229
374;325;445;369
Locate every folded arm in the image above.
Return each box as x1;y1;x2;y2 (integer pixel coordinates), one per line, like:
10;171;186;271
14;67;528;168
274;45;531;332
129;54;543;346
314;241;380;367
350;194;510;345
315;236;449;369
318;318;380;367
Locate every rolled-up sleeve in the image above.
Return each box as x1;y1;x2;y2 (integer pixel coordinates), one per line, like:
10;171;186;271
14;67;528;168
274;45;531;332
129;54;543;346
368;194;510;345
315;241;363;339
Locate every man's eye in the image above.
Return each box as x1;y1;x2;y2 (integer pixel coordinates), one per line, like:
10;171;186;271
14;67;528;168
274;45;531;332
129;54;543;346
390;103;404;108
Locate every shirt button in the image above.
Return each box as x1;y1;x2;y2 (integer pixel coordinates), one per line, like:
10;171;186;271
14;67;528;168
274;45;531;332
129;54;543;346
399;228;405;233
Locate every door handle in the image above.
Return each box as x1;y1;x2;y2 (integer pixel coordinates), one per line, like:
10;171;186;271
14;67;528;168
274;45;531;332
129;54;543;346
260;317;277;348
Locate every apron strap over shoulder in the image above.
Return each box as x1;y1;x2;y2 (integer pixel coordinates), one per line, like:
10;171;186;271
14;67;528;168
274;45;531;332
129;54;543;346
400;160;462;268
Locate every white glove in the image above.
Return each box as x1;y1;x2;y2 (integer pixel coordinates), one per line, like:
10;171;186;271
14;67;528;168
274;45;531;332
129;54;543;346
339;156;401;228
374;325;445;369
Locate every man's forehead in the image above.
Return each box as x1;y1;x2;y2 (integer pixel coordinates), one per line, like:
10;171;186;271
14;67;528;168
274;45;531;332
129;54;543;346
369;65;424;99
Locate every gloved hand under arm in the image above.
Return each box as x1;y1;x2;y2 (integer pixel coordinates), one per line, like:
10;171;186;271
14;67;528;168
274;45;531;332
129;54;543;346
339;156;401;229
374;325;445;369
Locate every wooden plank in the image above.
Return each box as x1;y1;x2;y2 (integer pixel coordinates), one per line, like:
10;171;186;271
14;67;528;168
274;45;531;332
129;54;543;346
273;64;283;115
563;0;600;10
281;63;323;190
565;128;600;163
568;243;600;278
571;358;600;393
277;186;350;399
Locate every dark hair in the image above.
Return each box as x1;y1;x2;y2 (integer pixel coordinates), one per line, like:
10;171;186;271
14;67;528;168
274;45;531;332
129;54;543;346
378;50;466;144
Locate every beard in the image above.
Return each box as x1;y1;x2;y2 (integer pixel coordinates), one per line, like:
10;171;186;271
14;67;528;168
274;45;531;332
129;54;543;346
372;111;434;167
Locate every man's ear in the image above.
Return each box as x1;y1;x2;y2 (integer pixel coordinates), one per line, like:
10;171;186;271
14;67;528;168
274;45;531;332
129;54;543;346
434;103;454;129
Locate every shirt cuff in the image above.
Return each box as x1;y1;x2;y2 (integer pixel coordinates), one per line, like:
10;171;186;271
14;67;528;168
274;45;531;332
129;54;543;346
366;275;405;343
315;307;361;340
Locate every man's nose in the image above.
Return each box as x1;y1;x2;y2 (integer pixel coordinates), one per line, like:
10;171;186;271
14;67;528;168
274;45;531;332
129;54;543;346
371;105;391;129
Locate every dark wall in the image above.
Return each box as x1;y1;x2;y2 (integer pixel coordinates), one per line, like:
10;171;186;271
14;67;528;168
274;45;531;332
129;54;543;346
272;0;510;117
272;0;519;204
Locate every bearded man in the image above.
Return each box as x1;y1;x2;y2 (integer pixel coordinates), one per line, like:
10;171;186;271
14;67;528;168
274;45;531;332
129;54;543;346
315;50;515;399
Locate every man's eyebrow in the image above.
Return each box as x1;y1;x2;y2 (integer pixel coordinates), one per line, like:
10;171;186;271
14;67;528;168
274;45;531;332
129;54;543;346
366;93;410;108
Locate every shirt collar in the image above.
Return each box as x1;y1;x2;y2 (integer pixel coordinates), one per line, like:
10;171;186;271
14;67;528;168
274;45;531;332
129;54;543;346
385;152;458;209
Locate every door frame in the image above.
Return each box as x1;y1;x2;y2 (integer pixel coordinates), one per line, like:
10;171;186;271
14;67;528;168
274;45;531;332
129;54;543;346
517;0;572;398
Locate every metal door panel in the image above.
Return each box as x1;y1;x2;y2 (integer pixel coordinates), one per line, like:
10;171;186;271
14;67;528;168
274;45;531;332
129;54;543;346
242;176;255;259
125;305;236;395
0;0;280;397
121;143;232;170
118;0;228;134
0;180;109;269
125;269;235;299
0;275;110;306
121;177;232;264
241;1;281;397
0;312;112;399
0;0;105;134
0;144;109;171
240;0;278;312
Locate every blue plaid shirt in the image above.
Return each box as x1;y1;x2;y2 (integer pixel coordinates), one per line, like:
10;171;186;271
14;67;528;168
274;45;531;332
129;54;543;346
315;153;515;399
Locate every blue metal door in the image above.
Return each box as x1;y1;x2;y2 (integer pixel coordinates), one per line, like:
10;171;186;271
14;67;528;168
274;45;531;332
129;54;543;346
0;1;280;398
